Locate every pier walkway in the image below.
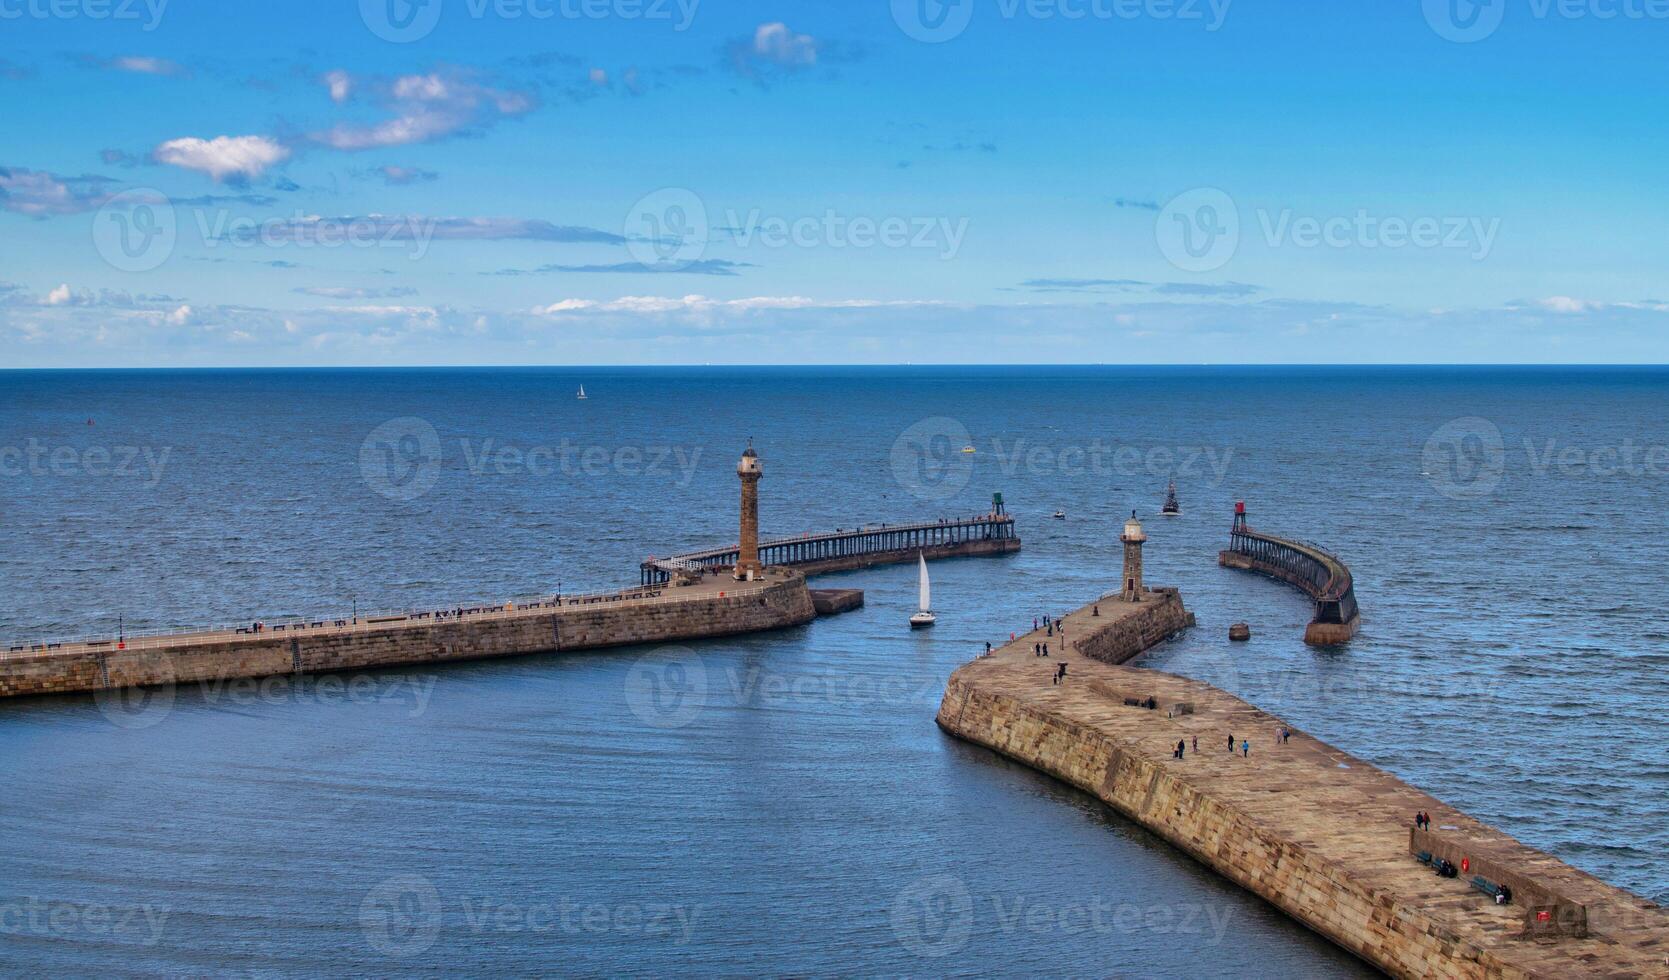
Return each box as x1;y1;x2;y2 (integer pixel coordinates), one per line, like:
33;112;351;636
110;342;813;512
940;596;1669;977
3;577;765;661
641;512;1019;585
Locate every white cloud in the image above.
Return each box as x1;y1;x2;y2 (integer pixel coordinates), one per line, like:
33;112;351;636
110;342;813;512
323;69;353;103
152;135;291;182
46;283;72;306
531;295;944;316
0;167;119;216
589;67;608;86
310;71;535;151
1538;296;1599;314
109;56;186;76
165;304;194;325
753;22;818;66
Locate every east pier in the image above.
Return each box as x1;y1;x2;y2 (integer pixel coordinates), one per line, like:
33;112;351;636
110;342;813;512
937;584;1667;974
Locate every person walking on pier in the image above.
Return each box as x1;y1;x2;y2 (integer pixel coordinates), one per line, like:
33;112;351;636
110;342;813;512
1241;739;1250;758
1191;735;1198;754
1227;733;1235;752
1176;739;1187;759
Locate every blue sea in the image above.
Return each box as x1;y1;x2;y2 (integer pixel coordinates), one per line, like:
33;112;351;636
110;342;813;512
1;366;1665;976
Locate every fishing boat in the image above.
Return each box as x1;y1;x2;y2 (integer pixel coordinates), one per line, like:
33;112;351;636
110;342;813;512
1052;510;1066;520
1161;480;1181;516
909;553;936;629
960;445;976;454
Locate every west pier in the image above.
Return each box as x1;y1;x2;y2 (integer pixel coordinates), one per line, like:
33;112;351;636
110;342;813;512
1;444;1015;702
939;519;1669;977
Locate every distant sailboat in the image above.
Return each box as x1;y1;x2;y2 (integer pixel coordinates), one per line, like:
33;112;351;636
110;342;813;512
1161;480;1181;516
576;385;588;400
909;553;936;629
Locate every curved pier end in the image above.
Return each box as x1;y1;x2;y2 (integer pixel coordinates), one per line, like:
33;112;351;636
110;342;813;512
937;593;1669;978
1217;503;1360;646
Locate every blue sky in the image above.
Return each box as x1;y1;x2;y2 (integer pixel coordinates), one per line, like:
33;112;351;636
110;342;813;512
2;0;1667;365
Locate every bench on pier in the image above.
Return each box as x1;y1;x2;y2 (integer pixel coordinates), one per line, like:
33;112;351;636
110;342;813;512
1470;875;1511;904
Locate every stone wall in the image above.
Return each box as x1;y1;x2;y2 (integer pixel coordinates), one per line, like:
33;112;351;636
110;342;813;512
1074;588;1194;667
0;575;816;700
936;678;1525;979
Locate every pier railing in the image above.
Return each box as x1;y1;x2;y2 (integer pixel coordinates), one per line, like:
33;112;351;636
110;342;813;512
0;580;778;660
640;512;1018;585
1223;524;1359;627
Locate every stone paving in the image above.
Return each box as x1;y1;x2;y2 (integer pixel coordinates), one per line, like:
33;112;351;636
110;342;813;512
948;595;1669;978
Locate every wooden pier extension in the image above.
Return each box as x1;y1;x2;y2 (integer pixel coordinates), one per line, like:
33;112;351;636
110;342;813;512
641;513;1020;586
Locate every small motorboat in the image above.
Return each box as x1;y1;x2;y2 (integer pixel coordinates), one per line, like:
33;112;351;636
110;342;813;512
576;385;588;400
1052;510;1066;520
909;553;936;629
960;445;976;454
1161;480;1181;516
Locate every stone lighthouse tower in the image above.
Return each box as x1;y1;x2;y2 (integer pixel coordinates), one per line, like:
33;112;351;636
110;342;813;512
1120;510;1146;602
735;440;764;581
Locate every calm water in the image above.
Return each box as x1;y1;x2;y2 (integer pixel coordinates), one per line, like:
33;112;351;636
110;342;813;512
2;366;1665;976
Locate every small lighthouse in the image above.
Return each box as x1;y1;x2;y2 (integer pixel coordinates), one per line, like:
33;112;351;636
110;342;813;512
735;440;764;581
1120;510;1146;602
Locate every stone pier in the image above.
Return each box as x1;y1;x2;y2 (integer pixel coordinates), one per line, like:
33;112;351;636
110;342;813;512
937;591;1669;978
0;570;816;700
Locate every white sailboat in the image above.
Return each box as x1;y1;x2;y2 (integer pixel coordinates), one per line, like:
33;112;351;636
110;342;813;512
576;384;588;400
909;552;936;629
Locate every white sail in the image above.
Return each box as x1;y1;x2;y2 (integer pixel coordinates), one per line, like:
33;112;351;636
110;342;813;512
917;553;931;612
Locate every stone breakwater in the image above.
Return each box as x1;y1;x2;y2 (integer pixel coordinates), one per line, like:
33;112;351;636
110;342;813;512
0;571;816;700
937;591;1669;978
